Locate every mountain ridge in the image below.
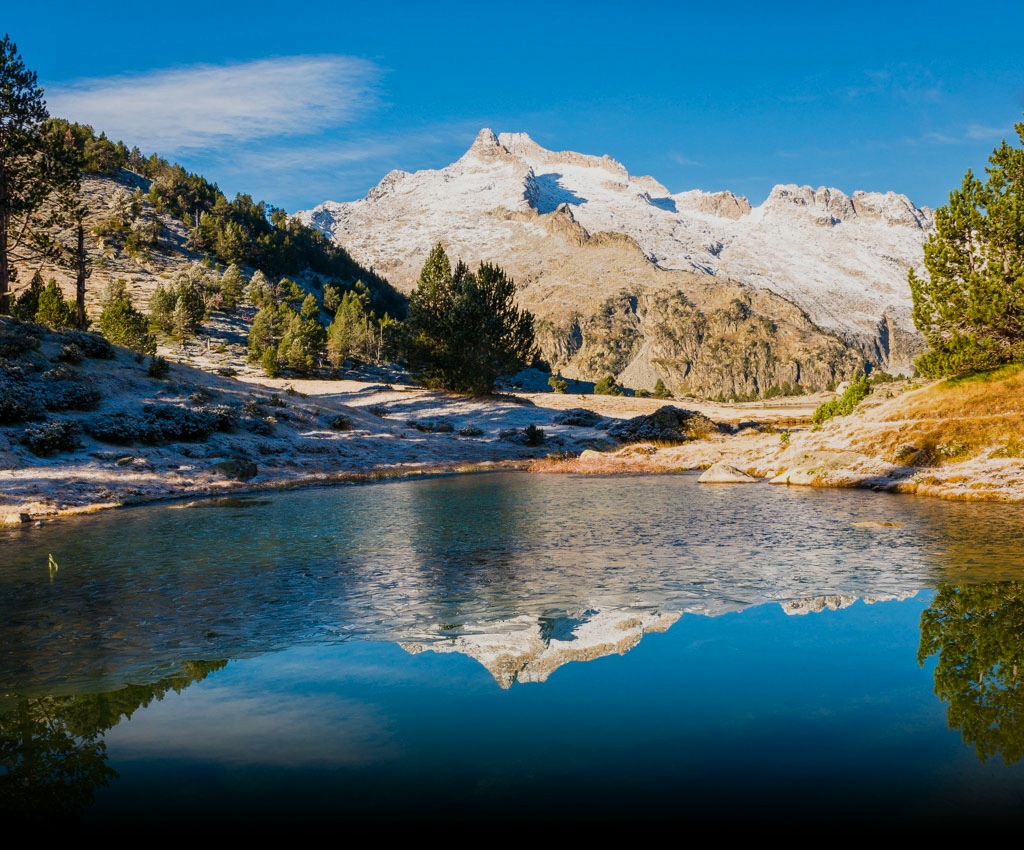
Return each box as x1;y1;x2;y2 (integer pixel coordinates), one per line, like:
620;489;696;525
298;129;933;388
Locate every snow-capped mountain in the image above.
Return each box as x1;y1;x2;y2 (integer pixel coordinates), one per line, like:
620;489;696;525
299;130;934;392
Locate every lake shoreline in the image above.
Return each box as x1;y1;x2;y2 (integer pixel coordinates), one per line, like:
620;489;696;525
4;360;1023;525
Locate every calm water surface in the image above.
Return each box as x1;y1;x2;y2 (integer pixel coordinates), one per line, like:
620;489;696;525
2;471;1024;827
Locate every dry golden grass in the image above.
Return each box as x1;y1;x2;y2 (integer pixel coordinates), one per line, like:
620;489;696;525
839;365;1024;466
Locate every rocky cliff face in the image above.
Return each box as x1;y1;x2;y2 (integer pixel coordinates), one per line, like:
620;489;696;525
298;129;934;392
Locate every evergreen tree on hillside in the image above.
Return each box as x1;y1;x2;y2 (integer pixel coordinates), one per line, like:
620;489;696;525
910;120;1024;375
405;243;537;395
0;35;80;314
98;279;155;354
10;270;44;320
35;278;76;329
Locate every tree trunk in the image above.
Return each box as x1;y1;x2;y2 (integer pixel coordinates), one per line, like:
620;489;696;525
75;222;87;329
0;208;9;315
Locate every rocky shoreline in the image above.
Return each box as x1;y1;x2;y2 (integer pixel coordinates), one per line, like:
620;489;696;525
3;315;1022;523
4;367;1023;528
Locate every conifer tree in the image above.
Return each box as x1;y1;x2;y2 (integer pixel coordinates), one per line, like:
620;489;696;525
910;120;1024;375
35;278;75;329
98;279;155;353
404;243;536;394
0;36;81;314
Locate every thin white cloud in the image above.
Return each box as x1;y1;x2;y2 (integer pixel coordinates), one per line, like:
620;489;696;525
45;55;380;155
846;66;943;104
670;152;704;168
965;123;1010;140
192;120;490;209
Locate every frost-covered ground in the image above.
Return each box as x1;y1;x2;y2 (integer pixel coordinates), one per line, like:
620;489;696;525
4;316;1020;525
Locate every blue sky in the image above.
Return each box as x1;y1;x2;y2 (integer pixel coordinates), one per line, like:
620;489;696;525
6;1;1023;213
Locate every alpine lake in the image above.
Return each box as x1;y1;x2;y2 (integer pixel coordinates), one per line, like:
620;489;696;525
3;470;1024;829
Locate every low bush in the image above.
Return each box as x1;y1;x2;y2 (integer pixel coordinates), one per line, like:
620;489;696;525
407;418;454;433
594;375;624;396
147;355;170;378
553;408;604;427
811;374;871;428
85;403;227;445
21;419;81;456
60;330;114;360
523;424;545;446
57;343;84;363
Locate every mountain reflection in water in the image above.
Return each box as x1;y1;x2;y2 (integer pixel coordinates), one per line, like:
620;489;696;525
2;472;1024;826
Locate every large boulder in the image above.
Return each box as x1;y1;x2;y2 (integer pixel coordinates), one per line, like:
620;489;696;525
607;405;718;444
698;461;760;483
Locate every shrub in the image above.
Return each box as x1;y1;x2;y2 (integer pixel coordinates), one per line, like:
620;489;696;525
608;405;717;444
548;374;568;393
147;355;170;378
523;424;545;446
594;375;624;396
21;419;81;456
60;330;115;359
41;377;102;412
811;374;871;428
85;404;222;445
553;408;604;427
57;343;84;363
407;418;454;433
652;379;673;399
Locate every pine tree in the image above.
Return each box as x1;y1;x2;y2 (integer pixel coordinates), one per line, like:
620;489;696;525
218;263;246;312
10;269;44;320
327;289;372;366
909;120;1024;375
0;35;48;314
0;36;80;314
98;279;155;353
35;278;75;329
404;243;537;394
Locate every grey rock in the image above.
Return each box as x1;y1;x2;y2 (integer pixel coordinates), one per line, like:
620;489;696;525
608;405;717;444
698;461;760;483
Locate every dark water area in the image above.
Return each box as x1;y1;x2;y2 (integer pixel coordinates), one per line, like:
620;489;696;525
2;472;1024;828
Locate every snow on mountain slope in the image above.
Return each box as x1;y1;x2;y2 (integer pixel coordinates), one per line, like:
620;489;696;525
298;129;933;375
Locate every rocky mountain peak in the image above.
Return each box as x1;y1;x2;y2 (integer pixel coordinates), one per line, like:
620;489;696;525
297;129;934;378
462;127;513;162
672;189;752;220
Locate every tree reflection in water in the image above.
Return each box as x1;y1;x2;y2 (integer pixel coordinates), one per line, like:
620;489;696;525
919;581;1024;765
0;660;226;822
